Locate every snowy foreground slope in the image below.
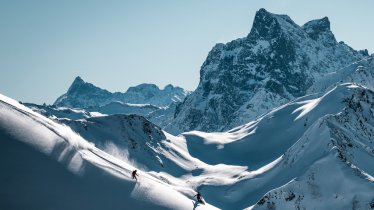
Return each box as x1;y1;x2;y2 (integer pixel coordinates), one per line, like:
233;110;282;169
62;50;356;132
1;83;373;210
0;94;217;210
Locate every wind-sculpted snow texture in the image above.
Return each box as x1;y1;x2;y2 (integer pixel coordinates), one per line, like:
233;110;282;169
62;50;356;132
178;84;374;209
251;84;374;210
1;83;373;209
0;93;218;210
54;76;190;108
170;8;369;134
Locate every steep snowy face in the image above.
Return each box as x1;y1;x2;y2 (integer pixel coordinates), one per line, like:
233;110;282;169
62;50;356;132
173;84;373;209
54;76;190;108
170;8;368;134
61;114;172;172
250;86;374;210
181;84;360;168
2;85;373;210
0;93;219;210
308;57;374;93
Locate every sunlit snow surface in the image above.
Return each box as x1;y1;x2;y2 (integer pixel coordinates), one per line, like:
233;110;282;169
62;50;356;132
1;83;373;210
0;93;217;210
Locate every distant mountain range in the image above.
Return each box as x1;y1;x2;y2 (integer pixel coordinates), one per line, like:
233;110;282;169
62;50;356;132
54;76;190;108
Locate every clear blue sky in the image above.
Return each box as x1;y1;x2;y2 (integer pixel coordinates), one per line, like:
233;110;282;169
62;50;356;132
1;0;373;104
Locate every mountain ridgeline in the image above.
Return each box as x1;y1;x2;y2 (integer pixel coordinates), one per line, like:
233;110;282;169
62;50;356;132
168;8;370;134
1;8;374;210
54;76;190;108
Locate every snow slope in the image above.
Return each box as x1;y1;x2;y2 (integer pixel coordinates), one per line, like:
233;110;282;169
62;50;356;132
182;84;354;168
1;83;373;209
175;84;374;209
250;84;374;209
0;93;218;210
49;83;374;209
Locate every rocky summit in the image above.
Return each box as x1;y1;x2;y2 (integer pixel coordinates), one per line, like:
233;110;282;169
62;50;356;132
168;8;370;134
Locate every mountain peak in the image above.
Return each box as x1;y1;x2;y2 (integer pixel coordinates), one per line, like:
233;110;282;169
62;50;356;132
67;76;91;93
249;8;296;39
127;83;160;93
164;84;174;90
256;8;273;18
255;8;288;19
72;76;85;85
303;16;330;30
302;17;335;41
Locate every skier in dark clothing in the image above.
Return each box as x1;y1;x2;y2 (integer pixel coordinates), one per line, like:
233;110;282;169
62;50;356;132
194;192;204;204
132;170;139;180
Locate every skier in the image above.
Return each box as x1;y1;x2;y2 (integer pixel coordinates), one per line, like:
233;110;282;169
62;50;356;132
194;192;205;204
131;170;139;181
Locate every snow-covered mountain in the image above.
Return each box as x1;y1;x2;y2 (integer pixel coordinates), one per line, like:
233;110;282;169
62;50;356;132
0;93;218;210
169;8;370;134
250;83;374;209
177;83;374;209
1;82;373;209
2;8;374;210
54;76;190;108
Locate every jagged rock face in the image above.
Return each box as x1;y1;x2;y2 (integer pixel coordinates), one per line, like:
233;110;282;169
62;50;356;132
170;8;368;134
55;76;113;108
54;76;190;108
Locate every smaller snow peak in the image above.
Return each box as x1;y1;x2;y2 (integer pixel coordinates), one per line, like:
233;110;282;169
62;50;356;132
66;76;103;95
67;76;89;93
302;17;335;42
358;49;369;56
320;16;330;27
127;83;160;93
303;16;330;31
164;84;174;90
72;76;85;85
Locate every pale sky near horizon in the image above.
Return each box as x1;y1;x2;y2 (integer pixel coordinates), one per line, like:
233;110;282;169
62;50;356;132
1;0;373;104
